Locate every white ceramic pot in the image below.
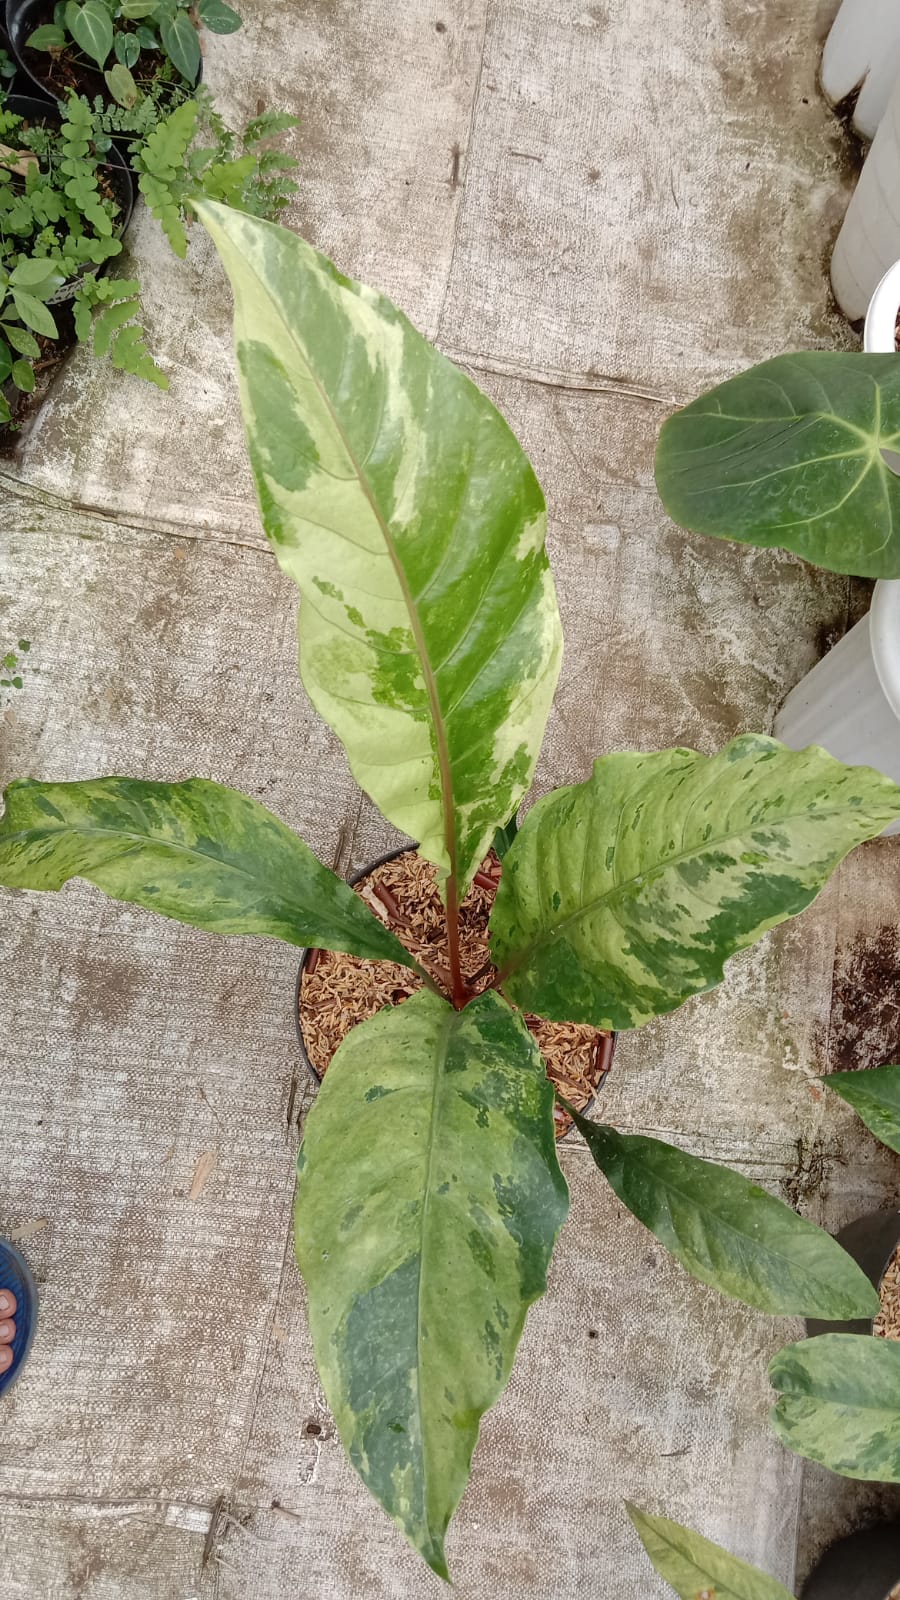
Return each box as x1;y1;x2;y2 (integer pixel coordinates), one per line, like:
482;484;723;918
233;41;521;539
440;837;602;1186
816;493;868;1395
831;74;900;321
821;0;900;140
773;265;900;829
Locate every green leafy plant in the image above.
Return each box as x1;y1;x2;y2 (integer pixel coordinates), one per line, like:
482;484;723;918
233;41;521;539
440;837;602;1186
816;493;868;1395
762;1061;900;1485
27;0;241;97
3;203;900;1576
655;351;900;578
1;637;30;699
0;93;165;413
629;1504;796;1599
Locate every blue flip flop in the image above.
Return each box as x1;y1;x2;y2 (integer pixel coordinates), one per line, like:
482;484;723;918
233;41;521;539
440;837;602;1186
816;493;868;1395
0;1241;37;1397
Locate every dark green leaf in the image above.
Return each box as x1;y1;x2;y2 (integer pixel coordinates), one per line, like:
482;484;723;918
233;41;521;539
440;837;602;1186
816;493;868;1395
0;776;417;966
0;340;13;383
11;359;35;392
770;1334;900;1480
113;31;140;68
2;324;41;359
195;200;562;896
25;22;68;47
12;290;58;338
571;1110;879;1318
199;0;241;31
825;1064;900;1155
655;352;900;578
160;9;200;79
627;1505;796;1600
66;0;114;65
489;736;900;1029
295;988;568;1578
9;258;63;294
492;810;519;861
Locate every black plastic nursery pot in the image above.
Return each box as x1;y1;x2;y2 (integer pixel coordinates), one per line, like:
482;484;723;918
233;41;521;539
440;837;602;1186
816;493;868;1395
800;1524;900;1599
294;845;617;1135
806;1208;900;1339
0;16;31;96
6;0;203;107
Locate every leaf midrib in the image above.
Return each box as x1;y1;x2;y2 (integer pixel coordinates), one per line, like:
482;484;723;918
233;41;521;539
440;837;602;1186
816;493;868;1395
234;242;461;891
500;789;890;980
414;1007;454;1544
646;1523;785;1600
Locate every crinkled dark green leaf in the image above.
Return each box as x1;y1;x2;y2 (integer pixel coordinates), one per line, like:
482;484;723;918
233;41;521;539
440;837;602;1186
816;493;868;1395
571;1110;879;1319
655;352;900;578
0;776;415;965
627;1504;796;1600
295;988;568;1578
489;736;900;1028
770;1334;900;1480
825;1064;900;1155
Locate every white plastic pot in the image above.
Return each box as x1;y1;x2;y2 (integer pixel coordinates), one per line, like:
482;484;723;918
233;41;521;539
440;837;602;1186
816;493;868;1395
831;74;900;320
773;264;900;830
821;0;900;140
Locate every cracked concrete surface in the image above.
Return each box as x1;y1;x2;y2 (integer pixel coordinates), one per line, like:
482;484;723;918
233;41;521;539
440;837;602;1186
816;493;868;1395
2;0;900;1595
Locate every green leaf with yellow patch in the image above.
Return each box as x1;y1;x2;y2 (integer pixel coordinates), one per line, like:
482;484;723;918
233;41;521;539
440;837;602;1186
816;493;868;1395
294;988;568;1578
194;199;562;897
825;1063;900;1155
655;352;900;578
0;776;414;965
570;1111;879;1319
627;1504;796;1600
489;736;900;1029
770;1334;900;1481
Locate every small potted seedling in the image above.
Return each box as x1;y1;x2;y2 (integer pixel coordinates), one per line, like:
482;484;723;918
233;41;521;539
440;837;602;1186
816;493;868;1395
3;204;900;1577
628;1504;900;1600
7;0;241;107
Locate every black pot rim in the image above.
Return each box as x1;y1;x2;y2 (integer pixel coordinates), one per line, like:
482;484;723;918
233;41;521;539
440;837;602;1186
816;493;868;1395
293;843;616;1135
800;1522;900;1599
5;0;203;106
806;1207;900;1339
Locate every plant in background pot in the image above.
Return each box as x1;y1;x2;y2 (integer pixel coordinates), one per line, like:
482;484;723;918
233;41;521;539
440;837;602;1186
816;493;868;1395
0;89;164;419
12;0;240;104
3;203;900;1576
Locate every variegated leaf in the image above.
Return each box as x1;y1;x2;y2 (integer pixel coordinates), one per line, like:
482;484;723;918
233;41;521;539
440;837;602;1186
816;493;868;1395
825;1064;900;1154
489;736;900;1029
294;988;568;1577
0;776;414;965
770;1334;900;1481
570;1111;879;1319
627;1504;796;1600
195;199;562;895
655;352;900;578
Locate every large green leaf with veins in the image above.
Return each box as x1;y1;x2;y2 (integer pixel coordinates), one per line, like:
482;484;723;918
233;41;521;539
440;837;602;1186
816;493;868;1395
294;988;568;1578
570;1110;879;1319
489;735;900;1029
195;200;562;895
655;352;900;577
770;1335;900;1481
627;1505;796;1600
0;776;414;965
825;1063;900;1154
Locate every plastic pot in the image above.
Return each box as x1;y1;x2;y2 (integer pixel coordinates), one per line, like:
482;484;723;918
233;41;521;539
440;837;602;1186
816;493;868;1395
831;70;900;320
800;1524;900;1599
293;845;616;1129
773;264;900;830
0;1239;37;1398
806;1208;900;1338
821;0;900;141
6;0;202;107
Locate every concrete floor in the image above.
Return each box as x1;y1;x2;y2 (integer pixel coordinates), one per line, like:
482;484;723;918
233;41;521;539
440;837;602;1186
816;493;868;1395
2;0;900;1595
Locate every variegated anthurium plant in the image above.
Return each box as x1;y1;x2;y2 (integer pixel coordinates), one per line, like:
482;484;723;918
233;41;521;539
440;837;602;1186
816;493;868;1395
3;204;900;1577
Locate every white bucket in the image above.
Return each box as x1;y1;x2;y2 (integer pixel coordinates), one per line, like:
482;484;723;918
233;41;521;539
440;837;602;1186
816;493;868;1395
773;264;900;830
821;0;900;140
831;74;900;321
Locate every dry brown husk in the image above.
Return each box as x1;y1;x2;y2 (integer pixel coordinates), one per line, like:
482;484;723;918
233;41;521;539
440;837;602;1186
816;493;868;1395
875;1244;900;1340
298;848;613;1138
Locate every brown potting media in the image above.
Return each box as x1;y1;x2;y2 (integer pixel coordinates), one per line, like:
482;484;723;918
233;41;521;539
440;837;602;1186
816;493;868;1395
874;1244;900;1340
297;848;613;1138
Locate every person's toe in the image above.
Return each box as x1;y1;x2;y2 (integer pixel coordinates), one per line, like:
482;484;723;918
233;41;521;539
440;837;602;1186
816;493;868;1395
0;1319;14;1343
0;1291;17;1319
0;1346;12;1374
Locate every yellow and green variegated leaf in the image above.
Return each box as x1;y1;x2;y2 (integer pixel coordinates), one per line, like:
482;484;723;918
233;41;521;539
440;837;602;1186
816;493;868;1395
627;1505;796;1600
570;1111;879;1319
294;988;568;1577
0;777;413;966
770;1334;900;1481
655;352;900;578
825;1064;900;1155
489;736;900;1029
195;199;562;895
